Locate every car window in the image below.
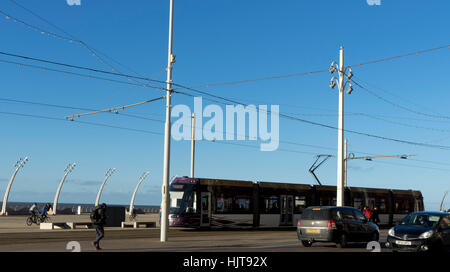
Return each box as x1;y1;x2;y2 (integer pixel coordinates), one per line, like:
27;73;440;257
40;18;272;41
353;209;367;221
301;208;330;220
341;209;356;220
400;213;441;228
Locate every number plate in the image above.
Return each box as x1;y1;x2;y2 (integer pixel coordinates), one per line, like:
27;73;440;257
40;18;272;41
306;229;321;234
395;240;412;246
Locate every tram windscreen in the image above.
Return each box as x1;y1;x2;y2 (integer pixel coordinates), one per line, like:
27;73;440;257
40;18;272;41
169;183;196;214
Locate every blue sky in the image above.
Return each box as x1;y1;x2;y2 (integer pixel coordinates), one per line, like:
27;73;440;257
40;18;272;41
0;0;449;210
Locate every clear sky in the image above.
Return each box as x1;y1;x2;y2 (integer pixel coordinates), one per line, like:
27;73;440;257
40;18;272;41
0;0;449;210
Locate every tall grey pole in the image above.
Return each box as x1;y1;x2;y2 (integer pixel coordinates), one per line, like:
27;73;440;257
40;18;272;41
95;168;116;207
344;139;348;188
129;171;150;216
161;0;175;242
52;163;76;215
337;46;345;207
191;113;195;178
1;157;28;216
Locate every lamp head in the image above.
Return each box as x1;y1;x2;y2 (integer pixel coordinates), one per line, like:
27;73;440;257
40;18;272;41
329;77;337;89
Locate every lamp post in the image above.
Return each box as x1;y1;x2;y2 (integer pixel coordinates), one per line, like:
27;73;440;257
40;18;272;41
52;163;76;215
161;0;175;242
95;168;116;207
329;46;354;207
191;113;196;178
1;157;28;216
129;171;150;217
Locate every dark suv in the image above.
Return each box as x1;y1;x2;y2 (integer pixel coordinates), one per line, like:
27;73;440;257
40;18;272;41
297;206;379;248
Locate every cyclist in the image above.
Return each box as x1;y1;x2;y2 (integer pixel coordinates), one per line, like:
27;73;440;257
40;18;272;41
29;203;38;217
41;203;51;219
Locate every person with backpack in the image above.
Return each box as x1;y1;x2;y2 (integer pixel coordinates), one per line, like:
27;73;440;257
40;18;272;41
91;203;107;250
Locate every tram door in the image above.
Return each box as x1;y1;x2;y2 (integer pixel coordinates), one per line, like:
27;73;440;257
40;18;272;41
200;192;211;226
280;195;294;226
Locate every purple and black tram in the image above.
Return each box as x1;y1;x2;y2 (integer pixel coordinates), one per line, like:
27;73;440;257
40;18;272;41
168;176;424;228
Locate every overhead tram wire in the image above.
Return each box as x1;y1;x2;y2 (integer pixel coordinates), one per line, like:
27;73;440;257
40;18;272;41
0;96;340;153
169;84;450;151
0;111;325;156
0;5;156;86
0;111;164;135
0;51;167;87
3;52;450;150
348;44;450;68
2;6;448;91
64;96;165;120
171;44;450;90
0;96;164;123
0;58;166;91
5;109;450;169
2;55;450;151
349;76;450;120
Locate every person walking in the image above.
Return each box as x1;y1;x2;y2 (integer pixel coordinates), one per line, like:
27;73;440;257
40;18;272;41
372;206;380;224
91;203;107;250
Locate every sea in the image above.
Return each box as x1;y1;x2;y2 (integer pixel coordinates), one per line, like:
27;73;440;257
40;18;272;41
0;201;160;215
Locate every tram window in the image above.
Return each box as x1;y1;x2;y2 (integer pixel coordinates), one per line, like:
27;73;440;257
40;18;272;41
353;198;362;210
332;197;336;206
216;197;233;213
263;196;279;214
375;198;386;213
294;196;306;213
186;194;197;213
235;197;250;212
395;199;411;213
319;197;329;206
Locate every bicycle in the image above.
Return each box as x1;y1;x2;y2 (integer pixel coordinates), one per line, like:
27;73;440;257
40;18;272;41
26;212;39;226
26;212;51;226
38;213;51;224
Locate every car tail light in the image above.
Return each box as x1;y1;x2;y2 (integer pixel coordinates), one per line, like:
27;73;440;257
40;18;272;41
297;219;301;228
327;219;336;229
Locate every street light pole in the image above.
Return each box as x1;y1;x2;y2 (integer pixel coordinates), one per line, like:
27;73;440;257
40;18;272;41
52;163;76;215
191;113;195;178
1;157;28;216
95;168;116;207
129;171;150;216
161;0;175;242
344;139;348;188
330;46;354;207
337;46;345;207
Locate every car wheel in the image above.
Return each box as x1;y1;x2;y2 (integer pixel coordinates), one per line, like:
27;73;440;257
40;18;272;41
336;233;348;248
301;240;313;247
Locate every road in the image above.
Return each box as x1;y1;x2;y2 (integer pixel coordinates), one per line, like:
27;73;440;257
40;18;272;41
0;226;390;252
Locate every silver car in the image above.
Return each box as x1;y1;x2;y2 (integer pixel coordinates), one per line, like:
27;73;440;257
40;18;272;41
297;206;379;248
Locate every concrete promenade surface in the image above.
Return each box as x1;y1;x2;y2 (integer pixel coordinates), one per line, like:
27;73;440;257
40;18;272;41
0;215;392;252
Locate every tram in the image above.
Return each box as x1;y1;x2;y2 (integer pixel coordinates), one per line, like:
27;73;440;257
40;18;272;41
168;176;424;228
